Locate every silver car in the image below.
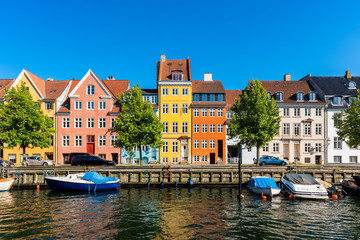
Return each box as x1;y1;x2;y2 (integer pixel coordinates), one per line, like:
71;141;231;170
24;156;55;166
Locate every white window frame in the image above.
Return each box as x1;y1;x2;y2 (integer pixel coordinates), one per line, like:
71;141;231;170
62;135;70;147
163;142;168;152
172;104;178;114
210;140;215;149
87;101;95;110
218;124;223;133
202;124;207;133
99;135;106;147
182;88;188;95
182;122;188;133
172;141;178;153
87;85;95;95
172;122;178;133
194;140;199;149
210;108;215;117
163;122;168;133
172;88;178;96
111;135;118;146
162;88;168;95
74;118;82;128
210;124;215;133
62;117;70;128
194;124;199;133
162;104;168;114
75;135;82;147
194;108;200;117
99;101;106;110
217;108;223;117
87;118;95;128
202;140;208;149
99;117;106;128
74;101;82;110
202;108;208;117
182;104;188;114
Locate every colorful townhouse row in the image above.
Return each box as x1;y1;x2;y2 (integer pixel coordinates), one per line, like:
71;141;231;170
0;55;359;165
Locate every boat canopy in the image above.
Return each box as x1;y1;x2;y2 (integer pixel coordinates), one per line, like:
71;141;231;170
249;177;280;189
82;172;118;184
283;174;319;185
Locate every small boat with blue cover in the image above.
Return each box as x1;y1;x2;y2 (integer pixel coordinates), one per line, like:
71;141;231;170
45;172;119;192
248;176;281;197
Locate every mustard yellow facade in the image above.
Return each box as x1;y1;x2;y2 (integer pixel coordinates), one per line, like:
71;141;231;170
3;71;57;165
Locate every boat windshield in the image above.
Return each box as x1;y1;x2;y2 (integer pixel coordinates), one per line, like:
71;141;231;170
284;174;319;185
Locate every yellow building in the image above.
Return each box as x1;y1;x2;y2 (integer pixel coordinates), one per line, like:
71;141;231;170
157;55;192;164
2;70;70;165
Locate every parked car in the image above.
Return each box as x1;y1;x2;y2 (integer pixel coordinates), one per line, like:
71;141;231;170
24;156;55;166
66;152;93;164
0;159;15;167
71;155;115;166
259;156;288;166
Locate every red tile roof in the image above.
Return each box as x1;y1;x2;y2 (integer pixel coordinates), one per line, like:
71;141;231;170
226;90;243;110
192;80;225;93
101;80;129;99
157;57;191;81
0;79;15;97
44;80;70;100
24;70;46;97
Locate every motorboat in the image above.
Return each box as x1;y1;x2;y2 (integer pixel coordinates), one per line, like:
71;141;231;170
280;173;328;199
340;176;360;196
0;177;15;191
45;172;119;192
248;176;281;197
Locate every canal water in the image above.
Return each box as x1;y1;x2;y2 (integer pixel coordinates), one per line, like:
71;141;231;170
0;187;359;239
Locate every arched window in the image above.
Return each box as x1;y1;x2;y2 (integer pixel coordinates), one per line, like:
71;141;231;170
87;85;95;95
296;92;304;101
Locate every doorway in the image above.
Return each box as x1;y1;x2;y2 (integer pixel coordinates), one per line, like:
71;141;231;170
112;153;119;164
210;153;216;164
315;155;321;165
87;135;95;154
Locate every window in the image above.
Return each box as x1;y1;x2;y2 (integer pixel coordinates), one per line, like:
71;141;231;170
263;143;269;152
226;111;233;119
182;104;188;114
202;140;208;149
305;108;311;116
309;92;316;101
163;142;168;152
87;118;95;128
316;108;322;116
350;156;358;163
202;108;208;117
315;123;322;135
99;101;106;110
273;143;279;152
75;118;82;128
62;135;70;147
332;97;342;105
283;108;289;116
334;156;342;163
87;85;95;95
99;154;106;159
210;108;215;117
208;124;215;133
305;143;311;152
194;108;199;117
8;154;16;163
193;94;200;101
162;88;168;95
111;135;118;146
267;92;272;99
218;108;223;117
334;137;342;149
334;113;342;128
283;123;290;135
275;92;283;101
304;123;311;135
151;96;157;104
62;117;70;128
297;92;304;101
194;155;200;162
305;158;311;163
163;122;168;133
111;118;116;128
171;71;183;80
45;102;53;110
162;157;168;163
210;140;215;149
182;122;188;133
172;157;179;163
162;104;168;114
172;104;178;114
202;124;207;133
218;94;224;102
202;155;208;162
75;135;82;147
172;141;178;152
294;108;300;116
99;135;106;146
315;143;322;152
193;139;199;149
182;88;188;95
172;88;178;96
218;124;223;133
172;122;178;133
209;94;215;101
87;101;94;110
99;118;106;128
74;101;82;110
194;124;199;133
202;94;208;102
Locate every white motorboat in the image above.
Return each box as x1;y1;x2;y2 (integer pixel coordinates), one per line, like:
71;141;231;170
0;178;15;191
281;173;328;199
248;176;281;197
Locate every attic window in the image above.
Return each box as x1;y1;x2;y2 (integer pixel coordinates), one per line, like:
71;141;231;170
275;92;283;101
171;71;183;80
346;81;356;89
309;92;317;101
296;92;304;101
179;62;183;65
331;96;342;105
50;90;56;93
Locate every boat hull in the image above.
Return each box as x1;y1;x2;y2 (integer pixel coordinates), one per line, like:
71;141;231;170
0;178;15;191
251;187;281;196
45;177;119;192
281;178;328;199
340;179;360;196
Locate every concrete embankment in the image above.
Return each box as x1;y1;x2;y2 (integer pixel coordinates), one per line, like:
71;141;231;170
2;164;360;189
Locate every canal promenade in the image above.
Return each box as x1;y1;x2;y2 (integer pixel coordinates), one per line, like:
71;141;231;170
3;164;360;189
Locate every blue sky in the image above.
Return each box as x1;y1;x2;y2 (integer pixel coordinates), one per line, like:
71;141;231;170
1;1;360;90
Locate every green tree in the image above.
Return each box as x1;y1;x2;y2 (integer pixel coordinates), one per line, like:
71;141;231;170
228;79;281;165
334;89;360;148
112;84;163;164
0;82;56;162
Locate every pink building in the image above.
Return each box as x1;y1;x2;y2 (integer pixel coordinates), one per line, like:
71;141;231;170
57;70;129;164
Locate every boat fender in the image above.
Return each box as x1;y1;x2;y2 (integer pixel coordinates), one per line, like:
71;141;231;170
262;195;267;200
332;194;338;200
188;178;194;186
289;194;295;199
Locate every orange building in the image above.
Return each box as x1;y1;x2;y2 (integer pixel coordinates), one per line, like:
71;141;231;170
191;73;226;164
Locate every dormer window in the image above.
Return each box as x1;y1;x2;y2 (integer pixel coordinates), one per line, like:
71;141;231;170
346;81;356;89
309;92;317;101
87;85;95;95
346;97;357;104
267;92;271;99
296;92;304;101
171;71;183;80
331;96;342;105
275;92;283;101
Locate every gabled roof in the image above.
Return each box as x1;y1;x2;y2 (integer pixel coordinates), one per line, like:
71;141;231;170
101;79;129;99
226;90;243;111
192;80;225;93
11;69;45;98
157;56;191;81
0;79;15;97
44;80;71;100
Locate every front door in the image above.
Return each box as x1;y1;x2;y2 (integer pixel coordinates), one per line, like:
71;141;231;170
181;139;188;162
112;153;119;164
210;153;216;164
315;155;321;165
87;135;95;154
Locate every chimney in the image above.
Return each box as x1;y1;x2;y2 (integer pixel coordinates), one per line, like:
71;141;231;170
107;76;115;80
204;72;213;81
284;74;291;81
47;78;53;81
161;54;166;62
345;70;352;79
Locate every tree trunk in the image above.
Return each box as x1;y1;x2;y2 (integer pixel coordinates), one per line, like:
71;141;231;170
256;142;260;166
21;144;26;166
139;144;142;165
